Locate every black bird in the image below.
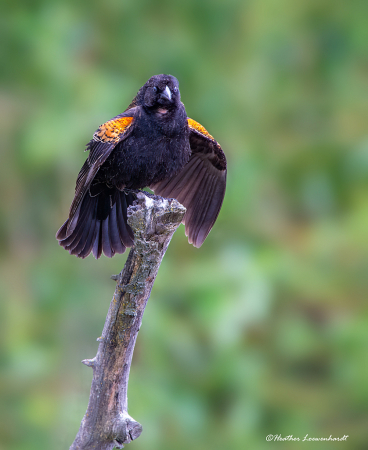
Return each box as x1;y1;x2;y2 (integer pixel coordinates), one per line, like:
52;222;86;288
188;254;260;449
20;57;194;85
56;74;227;258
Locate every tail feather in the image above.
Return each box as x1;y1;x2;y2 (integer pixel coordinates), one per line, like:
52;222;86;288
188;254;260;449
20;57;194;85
116;192;135;246
101;216;113;258
56;187;135;259
92;221;102;259
108;203;125;254
62;196;93;249
69;221;92;255
78;210;98;258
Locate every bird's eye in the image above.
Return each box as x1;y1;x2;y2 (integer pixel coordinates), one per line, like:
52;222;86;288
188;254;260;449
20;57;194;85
153;86;158;93
173;87;178;93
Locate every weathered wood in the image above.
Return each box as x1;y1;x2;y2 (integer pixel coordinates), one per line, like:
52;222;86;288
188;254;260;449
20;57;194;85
70;192;186;450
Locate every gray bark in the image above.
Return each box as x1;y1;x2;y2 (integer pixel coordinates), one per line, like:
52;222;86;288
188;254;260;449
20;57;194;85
70;192;186;449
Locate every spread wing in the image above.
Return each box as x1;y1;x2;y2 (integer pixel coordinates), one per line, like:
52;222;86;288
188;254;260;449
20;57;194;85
63;108;136;236
150;118;227;247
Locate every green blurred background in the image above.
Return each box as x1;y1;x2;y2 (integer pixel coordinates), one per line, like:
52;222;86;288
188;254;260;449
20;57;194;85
1;0;368;449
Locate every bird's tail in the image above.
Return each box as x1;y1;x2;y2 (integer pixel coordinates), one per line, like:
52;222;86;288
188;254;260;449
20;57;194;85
56;186;135;259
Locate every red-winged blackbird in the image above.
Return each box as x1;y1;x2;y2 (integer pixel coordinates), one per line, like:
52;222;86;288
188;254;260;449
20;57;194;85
56;74;227;259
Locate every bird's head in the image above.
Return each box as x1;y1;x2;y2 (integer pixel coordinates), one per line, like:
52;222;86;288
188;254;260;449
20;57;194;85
141;74;180;114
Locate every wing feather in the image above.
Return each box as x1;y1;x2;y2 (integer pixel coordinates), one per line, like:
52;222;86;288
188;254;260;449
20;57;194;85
67;109;136;231
151;118;227;247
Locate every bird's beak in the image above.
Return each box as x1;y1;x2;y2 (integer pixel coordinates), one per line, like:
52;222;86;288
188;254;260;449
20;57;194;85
161;85;172;101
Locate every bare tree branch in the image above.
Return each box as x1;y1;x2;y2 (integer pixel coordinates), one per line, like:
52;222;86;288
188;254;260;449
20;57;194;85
70;192;186;450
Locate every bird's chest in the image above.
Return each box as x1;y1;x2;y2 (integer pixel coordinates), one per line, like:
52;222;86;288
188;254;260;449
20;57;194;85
106;122;191;189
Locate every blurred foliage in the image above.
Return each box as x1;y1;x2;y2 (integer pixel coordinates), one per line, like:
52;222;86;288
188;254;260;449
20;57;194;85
1;0;368;449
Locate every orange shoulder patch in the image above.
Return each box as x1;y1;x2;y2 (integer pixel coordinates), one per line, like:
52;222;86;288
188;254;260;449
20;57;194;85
95;116;134;143
187;118;214;141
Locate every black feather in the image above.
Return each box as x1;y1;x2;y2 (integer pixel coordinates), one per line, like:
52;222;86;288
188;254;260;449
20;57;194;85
56;74;226;258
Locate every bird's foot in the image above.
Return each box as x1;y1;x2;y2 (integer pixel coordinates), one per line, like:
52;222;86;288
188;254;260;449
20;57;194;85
123;188;140;195
123;188;155;199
